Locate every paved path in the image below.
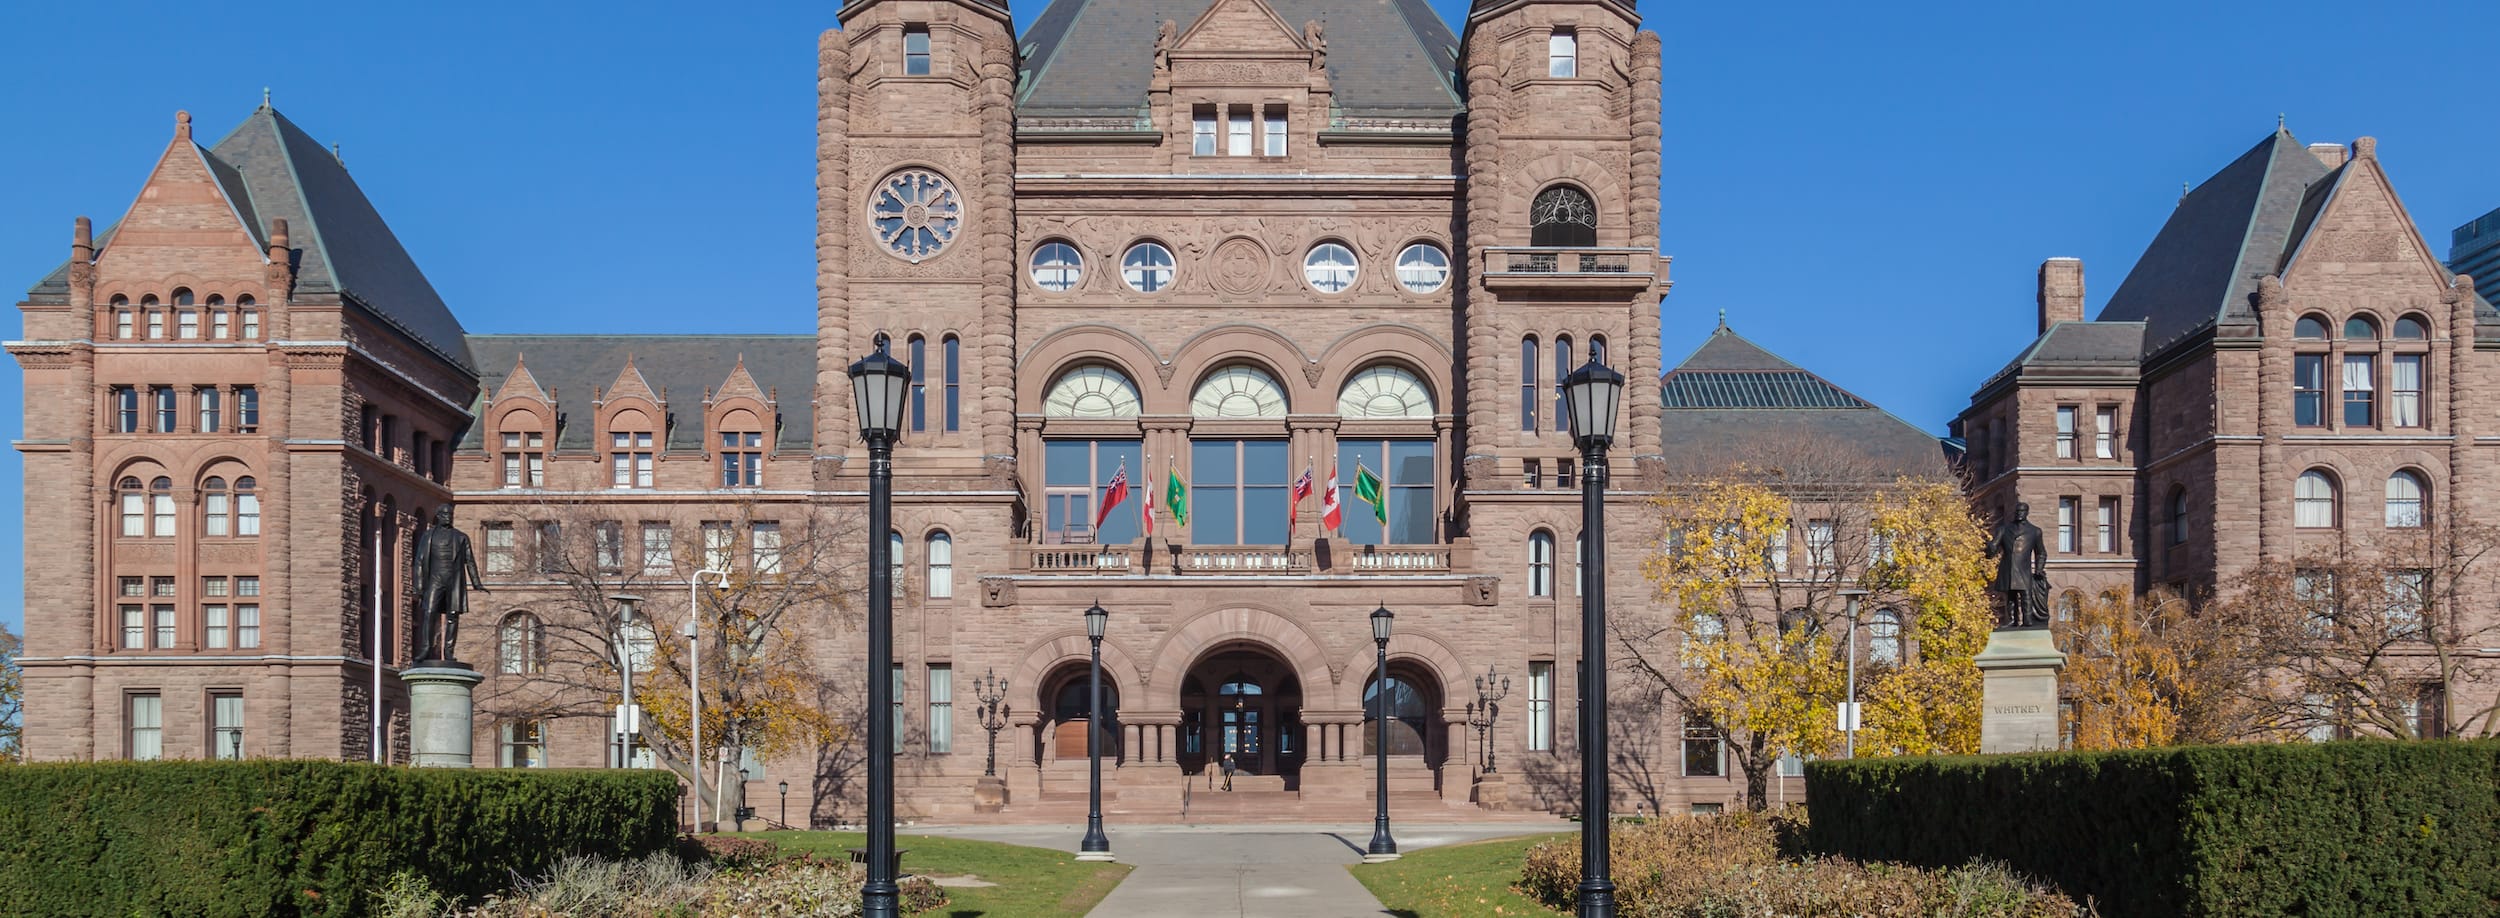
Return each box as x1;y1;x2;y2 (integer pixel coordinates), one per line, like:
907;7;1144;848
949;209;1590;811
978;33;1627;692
915;823;1548;917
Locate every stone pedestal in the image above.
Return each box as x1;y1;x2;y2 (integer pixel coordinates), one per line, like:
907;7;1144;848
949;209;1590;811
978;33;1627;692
402;665;485;768
1974;628;2067;754
1470;771;1511;810
972;776;1008;813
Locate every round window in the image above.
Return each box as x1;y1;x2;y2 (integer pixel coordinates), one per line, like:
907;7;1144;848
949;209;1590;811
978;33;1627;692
1395;243;1449;293
1031;241;1083;292
1304;243;1358;294
1123;242;1175;293
869;169;962;263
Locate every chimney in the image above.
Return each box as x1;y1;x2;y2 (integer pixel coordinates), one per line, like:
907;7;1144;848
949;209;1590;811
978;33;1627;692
2308;143;2348;169
2038;258;2084;333
71;216;94;263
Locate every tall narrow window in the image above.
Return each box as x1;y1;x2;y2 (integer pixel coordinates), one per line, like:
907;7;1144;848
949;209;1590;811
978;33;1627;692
145;297;164;338
154;598;177;649
2056;497;2078;553
902;25;931;75
2168;487;2190;546
150;477;176;537
500;613;545;674
1227;106;1252;156
197;388;221;433
1191;439;1289;545
1573;532;1585;597
927;665;953;753
1868;609;1903;665
1553;334;1572;431
909;335;927;432
2391;354;2424;427
1548;28;1577;77
238;298;259;339
943;335;961;431
2094;405;2116;458
1527;662;1553;751
2054;406;2076;458
752;521;783;574
1263;106;1287;156
702;521;734;571
128;694;163;760
204;476;231;536
890;530;906;601
1806;519;1836;572
926;531;954;598
893;664;908;748
1527;530;1555;597
2294;354;2325;426
120;603;144;649
2295;470;2338;529
235;386;259;432
113;387;139;433
1681;715;1723;777
113;296;133;339
641;522;674;575
1521;336;1540;431
2342;355;2374;426
610;431;654;488
204;577;230;648
1193;106;1217;156
2096;497;2118;553
721;431;764;488
2386;471;2426;528
235;577;260;648
178;309;200;340
210;299;230;339
211;694;245;760
154;387;178;433
485;522;516;574
534;522;563;573
594;521;625;572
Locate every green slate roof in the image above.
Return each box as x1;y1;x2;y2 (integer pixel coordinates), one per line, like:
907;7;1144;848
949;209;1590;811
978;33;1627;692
1657;325;1946;477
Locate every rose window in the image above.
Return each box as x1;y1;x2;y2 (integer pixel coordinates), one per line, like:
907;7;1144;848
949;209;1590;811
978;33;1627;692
870;169;963;263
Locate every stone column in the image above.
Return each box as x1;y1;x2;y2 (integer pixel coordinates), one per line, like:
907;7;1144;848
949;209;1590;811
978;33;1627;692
401;665;484;768
1974;629;2067;754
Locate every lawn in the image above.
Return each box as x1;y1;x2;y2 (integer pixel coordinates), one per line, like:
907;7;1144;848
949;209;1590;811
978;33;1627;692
744;831;1130;918
1351;833;1571;918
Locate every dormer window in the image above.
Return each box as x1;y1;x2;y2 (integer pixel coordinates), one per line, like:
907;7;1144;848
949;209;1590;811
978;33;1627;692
1548;29;1577;78
904;25;931;75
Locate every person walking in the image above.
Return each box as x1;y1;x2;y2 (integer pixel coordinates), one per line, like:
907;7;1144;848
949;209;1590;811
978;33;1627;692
1220;753;1236;791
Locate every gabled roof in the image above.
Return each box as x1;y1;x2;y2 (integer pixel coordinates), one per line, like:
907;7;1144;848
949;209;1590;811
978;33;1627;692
464;335;816;454
29;106;472;370
2097;129;2330;356
1015;0;1461;121
1657;325;1945;478
1977;320;2146;391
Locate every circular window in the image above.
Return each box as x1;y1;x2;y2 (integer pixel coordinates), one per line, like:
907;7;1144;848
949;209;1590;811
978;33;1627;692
1031;241;1083;292
869;169;962;263
1395;243;1449;293
1123;242;1175;293
1304;243;1359;293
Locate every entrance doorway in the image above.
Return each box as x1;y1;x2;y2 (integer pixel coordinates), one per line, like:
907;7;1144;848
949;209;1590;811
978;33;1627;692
1180;644;1302;782
1363;662;1444;764
1040;662;1120;763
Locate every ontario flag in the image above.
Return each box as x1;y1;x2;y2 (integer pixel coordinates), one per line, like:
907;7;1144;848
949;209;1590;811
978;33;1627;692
1321;464;1343;532
1287;467;1314;530
1094;460;1130;534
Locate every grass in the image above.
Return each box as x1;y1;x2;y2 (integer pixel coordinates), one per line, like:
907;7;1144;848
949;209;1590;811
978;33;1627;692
1351;833;1571;918
742;830;1130;918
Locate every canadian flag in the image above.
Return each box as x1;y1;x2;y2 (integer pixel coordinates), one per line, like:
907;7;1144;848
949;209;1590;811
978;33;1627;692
1321;464;1342;532
1143;460;1157;538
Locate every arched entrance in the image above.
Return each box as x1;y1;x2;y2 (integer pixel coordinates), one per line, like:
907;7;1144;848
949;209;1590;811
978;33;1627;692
1179;642;1303;781
1038;661;1121;763
1363;661;1445;766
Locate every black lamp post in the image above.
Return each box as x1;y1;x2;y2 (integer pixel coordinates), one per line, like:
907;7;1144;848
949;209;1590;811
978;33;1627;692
1560;341;1624;918
974;668;1011;778
1365;603;1400;862
847;332;911;918
778;780;789;828
1467;664;1510;773
1078;602;1114;860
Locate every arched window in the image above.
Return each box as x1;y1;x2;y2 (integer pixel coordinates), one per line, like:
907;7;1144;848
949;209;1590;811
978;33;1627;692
1552;334;1572;431
2168;486;2190;545
1303;242;1358;293
2295;315;2329;339
1190;366;1288;418
942;334;961;431
1520;336;1540;431
1395;243;1449;293
1528;530;1555;597
1529;185;1597;247
1337;365;1434;419
908;334;928;432
1868;608;1903;665
1030;241;1083;292
2295;470;2338;529
175;286;199;339
143;295;163;338
118;476;146;537
499;612;544;674
1590;335;1608;364
2386;471;2427;528
235;476;259;536
203;476;232;536
236;295;259;340
2344;315;2379;340
1043;366;1142;419
111;295;133;339
1122;242;1175;293
2394;315;2429;339
926;531;954;599
718;408;765;488
206;295;230;339
149;476;176;537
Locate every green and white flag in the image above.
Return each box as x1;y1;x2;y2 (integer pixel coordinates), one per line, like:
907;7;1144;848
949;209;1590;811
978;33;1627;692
1353;461;1387;524
1166;469;1189;526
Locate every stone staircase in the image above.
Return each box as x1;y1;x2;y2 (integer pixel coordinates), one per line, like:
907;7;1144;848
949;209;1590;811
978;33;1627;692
978;756;1544;825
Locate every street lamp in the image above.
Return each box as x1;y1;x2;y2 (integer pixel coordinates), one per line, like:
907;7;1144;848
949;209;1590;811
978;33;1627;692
611;594;644;770
779;780;790;829
1837;588;1870;760
1078;602;1114;861
685;568;730;832
1559;342;1624;918
974;668;1011;778
1365;603;1400;862
1467;664;1510;773
849;332;912;918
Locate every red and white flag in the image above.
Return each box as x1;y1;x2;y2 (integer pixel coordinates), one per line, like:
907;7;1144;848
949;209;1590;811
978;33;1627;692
1321;464;1342;532
1143;459;1158;538
1287;467;1314;530
1094;460;1130;534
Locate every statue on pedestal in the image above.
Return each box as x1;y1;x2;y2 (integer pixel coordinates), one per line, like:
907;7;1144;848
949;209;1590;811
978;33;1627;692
1985;503;2051;629
411;506;488;665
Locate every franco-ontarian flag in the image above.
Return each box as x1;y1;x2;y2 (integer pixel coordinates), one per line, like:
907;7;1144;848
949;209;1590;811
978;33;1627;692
1353;461;1387;524
1166;468;1189;526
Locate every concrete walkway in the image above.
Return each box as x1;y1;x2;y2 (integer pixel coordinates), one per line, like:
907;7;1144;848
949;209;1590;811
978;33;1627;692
916;822;1550;917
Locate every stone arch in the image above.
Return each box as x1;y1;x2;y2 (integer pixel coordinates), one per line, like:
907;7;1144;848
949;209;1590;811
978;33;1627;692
1145;606;1335;712
1329;626;1469;711
1017;324;1164;413
1008;629;1150;710
1504;152;1632;242
1311;323;1455;412
1167;324;1313;399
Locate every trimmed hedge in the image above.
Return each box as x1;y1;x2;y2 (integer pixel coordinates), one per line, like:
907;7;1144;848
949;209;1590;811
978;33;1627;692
0;760;679;916
1804;740;2500;917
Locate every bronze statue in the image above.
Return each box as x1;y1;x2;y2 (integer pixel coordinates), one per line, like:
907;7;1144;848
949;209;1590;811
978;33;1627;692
1985;502;2051;629
411;505;488;664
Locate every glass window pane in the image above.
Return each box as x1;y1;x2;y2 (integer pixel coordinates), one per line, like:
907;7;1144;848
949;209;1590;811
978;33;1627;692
1045;440;1092;487
1095;440;1142;543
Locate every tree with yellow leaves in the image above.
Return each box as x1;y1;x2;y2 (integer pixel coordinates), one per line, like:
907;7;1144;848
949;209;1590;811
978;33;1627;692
1626;439;1991;809
2053;590;2229;749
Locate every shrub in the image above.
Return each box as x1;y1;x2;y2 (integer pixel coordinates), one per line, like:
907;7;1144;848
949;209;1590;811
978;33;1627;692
1805;739;2500;917
420;851;946;918
681;833;781;870
1520;815;2080;917
0;759;679;916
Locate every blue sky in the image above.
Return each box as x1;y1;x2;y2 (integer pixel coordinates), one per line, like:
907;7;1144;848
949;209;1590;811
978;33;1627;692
1;0;2495;634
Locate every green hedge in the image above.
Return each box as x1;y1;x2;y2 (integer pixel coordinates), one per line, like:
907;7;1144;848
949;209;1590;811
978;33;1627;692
1803;740;2500;917
0;760;680;916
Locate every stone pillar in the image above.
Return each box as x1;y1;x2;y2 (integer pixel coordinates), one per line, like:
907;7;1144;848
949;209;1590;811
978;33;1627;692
401;665;484;768
1974;629;2067;754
